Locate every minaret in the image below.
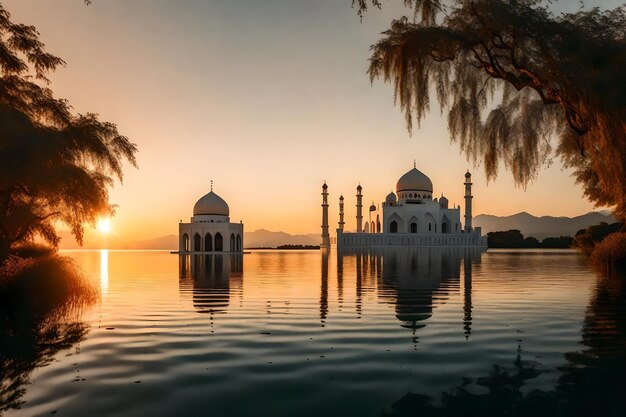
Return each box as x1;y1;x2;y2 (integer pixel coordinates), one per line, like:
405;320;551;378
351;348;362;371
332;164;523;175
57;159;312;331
464;171;473;232
321;182;330;249
356;184;363;233
338;195;345;232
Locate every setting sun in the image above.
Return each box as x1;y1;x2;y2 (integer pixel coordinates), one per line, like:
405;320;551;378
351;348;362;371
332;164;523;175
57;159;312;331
96;218;111;234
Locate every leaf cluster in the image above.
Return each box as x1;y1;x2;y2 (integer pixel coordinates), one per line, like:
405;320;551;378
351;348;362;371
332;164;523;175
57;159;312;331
0;4;137;257
362;0;626;219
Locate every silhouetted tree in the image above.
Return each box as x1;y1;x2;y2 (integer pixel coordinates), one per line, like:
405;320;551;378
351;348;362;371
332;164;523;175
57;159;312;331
487;229;525;248
356;1;626;219
0;5;137;264
541;236;573;249
573;222;625;254
523;236;540;248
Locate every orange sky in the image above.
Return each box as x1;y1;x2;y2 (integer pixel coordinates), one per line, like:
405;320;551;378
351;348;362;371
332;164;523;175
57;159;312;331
5;0;617;245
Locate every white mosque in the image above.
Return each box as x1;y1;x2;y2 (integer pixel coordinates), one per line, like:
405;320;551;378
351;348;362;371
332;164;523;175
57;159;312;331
321;164;487;248
179;184;243;253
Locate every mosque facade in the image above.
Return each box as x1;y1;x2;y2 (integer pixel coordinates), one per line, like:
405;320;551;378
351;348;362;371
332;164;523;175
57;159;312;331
321;165;486;248
179;186;243;253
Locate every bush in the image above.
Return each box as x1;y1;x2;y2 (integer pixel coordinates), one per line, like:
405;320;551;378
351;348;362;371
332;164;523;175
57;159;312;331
0;254;98;326
591;232;626;269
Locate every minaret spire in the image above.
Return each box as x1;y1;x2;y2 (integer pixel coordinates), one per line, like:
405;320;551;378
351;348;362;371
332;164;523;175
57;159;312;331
464;171;473;232
321;182;330;249
338;194;345;232
210;179;213;192
356;184;363;233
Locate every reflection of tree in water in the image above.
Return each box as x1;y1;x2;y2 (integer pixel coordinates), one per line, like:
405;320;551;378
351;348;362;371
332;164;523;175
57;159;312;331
179;255;243;317
0;256;95;414
556;269;626;416
382;269;626;417
1;322;89;413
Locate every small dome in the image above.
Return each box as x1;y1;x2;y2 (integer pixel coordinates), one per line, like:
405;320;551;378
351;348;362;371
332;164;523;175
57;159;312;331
396;167;433;193
357;184;362;191
439;194;449;209
322;182;328;189
369;203;376;212
465;171;471;178
193;191;229;216
386;192;397;204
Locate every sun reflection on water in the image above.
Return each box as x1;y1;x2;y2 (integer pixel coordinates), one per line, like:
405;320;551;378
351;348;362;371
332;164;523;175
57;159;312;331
99;249;109;296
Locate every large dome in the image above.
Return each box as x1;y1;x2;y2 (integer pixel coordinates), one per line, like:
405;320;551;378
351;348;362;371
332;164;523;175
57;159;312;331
193;191;229;216
396;167;433;193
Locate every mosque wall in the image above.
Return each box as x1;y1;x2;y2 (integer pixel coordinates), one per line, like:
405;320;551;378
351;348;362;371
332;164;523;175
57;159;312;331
179;222;244;253
334;229;486;247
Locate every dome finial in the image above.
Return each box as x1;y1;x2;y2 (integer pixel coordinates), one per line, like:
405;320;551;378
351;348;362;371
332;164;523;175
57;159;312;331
413;159;416;169
211;179;213;192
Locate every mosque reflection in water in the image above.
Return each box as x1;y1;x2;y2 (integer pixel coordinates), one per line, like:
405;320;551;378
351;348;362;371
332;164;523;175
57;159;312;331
330;248;482;338
180;248;483;341
179;254;243;319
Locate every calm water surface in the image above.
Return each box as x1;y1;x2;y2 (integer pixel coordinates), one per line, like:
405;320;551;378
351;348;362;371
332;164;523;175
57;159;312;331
2;249;625;416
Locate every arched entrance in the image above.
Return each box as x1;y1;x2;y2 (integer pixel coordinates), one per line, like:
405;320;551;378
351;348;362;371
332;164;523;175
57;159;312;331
204;233;212;252
388;213;403;233
193;233;201;251
425;212;436;234
236;234;241;252
182;233;189;252
410;222;417;233
442;214;450;233
215;232;223;252
230;234;235;252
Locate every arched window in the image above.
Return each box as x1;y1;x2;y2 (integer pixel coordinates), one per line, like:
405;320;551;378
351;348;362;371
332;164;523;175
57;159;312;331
236;234;241;252
204;233;212;252
371;221;375;234
410;222;417;233
376;221;381;233
230;234;235;252
442;215;450;234
428;223;431;232
390;221;398;233
193;233;201;251
215;232;223;252
182;233;189;252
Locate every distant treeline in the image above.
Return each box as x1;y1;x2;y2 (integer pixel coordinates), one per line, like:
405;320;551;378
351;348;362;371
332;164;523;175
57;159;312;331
487;230;573;249
248;245;321;250
277;245;320;250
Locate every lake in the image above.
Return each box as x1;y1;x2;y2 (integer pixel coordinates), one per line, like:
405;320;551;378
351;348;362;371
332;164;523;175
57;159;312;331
2;249;625;417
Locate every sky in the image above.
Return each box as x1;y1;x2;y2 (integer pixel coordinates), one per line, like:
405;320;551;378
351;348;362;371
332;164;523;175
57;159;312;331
4;0;620;244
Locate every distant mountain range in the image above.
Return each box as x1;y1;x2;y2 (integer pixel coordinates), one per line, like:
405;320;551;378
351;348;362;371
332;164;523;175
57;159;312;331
473;211;617;240
243;229;318;248
58;229;319;250
56;211;615;250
